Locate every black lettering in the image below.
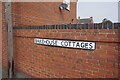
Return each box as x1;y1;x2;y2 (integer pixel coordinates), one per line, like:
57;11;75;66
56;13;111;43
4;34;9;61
61;41;64;46
89;43;93;49
81;42;85;48
36;40;39;43
50;40;53;45
42;39;45;44
46;40;50;45
76;42;80;48
72;42;76;47
39;40;42;43
64;41;68;47
50;40;52;45
53;40;57;46
68;41;71;47
85;43;88;49
37;39;42;44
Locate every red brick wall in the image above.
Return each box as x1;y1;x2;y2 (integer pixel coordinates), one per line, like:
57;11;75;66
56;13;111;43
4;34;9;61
2;2;8;69
2;2;120;78
2;2;76;69
12;2;76;26
13;29;119;78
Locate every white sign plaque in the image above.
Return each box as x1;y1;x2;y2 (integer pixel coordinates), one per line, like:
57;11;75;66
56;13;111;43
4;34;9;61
34;38;96;50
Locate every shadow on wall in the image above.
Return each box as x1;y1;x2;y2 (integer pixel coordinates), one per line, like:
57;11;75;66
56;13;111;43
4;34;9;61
2;68;31;78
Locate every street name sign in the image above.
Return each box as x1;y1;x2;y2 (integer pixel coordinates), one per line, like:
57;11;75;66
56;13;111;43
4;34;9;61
34;38;96;50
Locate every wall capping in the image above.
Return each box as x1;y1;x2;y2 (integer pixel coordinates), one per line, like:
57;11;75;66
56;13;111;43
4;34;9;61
13;23;120;30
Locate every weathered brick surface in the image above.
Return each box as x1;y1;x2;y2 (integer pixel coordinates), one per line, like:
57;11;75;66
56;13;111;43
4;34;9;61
12;2;76;26
2;2;120;78
2;3;8;69
13;29;119;78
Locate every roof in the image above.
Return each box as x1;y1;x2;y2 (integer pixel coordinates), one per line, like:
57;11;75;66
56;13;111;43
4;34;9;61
77;17;93;24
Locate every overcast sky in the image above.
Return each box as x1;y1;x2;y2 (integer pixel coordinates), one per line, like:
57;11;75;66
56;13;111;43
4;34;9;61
77;0;119;23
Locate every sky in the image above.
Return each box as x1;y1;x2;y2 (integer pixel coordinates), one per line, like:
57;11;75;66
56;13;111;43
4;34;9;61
77;0;119;23
77;0;119;2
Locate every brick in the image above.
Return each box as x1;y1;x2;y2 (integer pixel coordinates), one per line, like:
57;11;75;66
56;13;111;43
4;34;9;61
2;2;119;78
